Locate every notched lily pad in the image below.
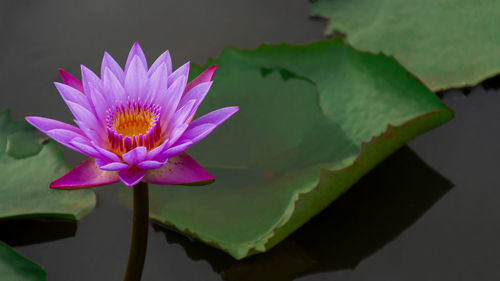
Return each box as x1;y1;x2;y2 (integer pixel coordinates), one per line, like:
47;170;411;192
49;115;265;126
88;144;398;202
121;39;453;259
310;0;500;91
6;132;43;159
0;110;96;220
0;242;46;281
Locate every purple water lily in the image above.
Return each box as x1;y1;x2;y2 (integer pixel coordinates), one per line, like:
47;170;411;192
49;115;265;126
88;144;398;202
26;43;238;188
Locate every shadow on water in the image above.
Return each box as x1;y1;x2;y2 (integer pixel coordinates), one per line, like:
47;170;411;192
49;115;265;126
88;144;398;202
436;73;500;97
153;146;454;281
0;218;77;246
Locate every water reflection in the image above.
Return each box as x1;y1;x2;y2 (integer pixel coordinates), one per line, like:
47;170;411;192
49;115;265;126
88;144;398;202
0;218;77;246
154;146;453;281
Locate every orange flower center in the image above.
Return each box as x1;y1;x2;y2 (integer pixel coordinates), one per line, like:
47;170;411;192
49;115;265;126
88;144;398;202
107;104;162;156
112;108;155;137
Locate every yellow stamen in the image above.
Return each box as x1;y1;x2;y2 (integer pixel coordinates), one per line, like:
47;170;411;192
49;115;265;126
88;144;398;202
113;108;155;138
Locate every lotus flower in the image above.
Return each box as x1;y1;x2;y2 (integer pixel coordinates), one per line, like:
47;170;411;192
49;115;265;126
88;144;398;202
26;43;238;187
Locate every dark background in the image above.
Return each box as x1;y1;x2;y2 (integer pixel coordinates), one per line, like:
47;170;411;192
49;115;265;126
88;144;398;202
1;0;500;280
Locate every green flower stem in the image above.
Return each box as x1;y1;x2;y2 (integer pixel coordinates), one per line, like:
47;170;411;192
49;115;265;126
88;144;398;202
123;181;149;281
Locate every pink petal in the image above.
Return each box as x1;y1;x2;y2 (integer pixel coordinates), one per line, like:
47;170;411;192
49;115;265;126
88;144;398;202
88;87;110;123
167;61;190;87
102;67;126;103
44;129;83;152
25;116;83;136
80;65;102;95
99;163;130;171
177;82;212;121
54;82;91;110
165;124;188;147
25;117;90;153
50;158;119;189
146;138;192;163
122;146;147;165
125;42;147;72
190;106;240;127
119;168;146;187
176;107;239;145
180;123;217;144
158;75;187;132
147;63;168;103
94;146;121;162
124;55;148;100
184;65;217;94
166;99;196;133
96;158;130;171
145;138;170;160
65;101;101;134
136;160;165;169
143;153;214;186
149;50;172;77
74;120;107;146
101;52;124;83
157;140;193;160
58;69;84;92
70;137;101;158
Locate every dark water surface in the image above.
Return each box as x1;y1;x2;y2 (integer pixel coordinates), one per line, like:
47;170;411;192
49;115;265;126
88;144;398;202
1;0;500;280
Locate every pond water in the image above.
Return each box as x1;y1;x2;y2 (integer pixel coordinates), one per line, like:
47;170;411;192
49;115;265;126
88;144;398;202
1;0;500;280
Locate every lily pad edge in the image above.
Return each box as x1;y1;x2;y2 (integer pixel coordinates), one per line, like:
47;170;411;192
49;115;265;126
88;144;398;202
151;108;453;260
0;110;96;221
0;241;46;281
309;6;500;92
135;39;455;259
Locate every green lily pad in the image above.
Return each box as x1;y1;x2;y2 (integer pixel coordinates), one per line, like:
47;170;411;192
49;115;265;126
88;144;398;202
0;242;46;281
121;39;453;259
310;0;500;91
0;110;96;220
